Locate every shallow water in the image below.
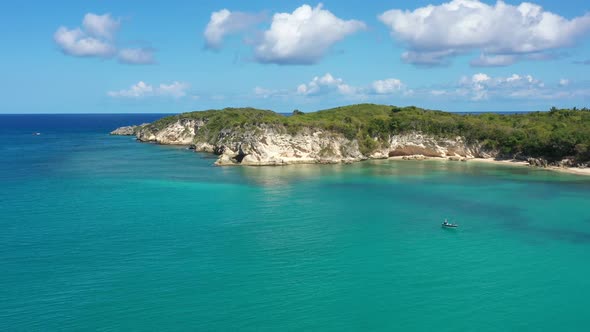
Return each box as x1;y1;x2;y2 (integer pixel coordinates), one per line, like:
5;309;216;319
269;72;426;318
1;115;590;331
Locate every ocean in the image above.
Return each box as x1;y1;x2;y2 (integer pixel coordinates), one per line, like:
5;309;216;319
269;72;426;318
1;114;590;331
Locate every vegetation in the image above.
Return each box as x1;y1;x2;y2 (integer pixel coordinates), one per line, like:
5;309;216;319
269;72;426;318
149;104;590;163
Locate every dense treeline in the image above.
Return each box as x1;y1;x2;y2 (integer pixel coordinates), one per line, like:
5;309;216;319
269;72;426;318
285;104;590;162
150;104;590;163
386;106;590;162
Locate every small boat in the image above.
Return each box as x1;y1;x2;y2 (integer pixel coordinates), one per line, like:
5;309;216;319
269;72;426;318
442;219;458;228
33;132;41;136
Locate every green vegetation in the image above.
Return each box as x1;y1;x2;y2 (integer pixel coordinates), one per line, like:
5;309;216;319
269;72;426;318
151;107;282;131
386;106;590;163
149;104;590;163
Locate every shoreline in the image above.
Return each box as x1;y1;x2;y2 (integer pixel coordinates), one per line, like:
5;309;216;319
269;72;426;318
113;134;590;177
388;156;590;177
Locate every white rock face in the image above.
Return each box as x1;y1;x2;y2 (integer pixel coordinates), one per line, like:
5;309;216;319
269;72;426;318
209;127;364;166
129;119;496;166
382;133;493;159
136;119;203;145
109;123;149;136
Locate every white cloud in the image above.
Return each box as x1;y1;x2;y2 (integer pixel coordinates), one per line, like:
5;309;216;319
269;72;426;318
472;73;491;83
253;86;289;99
254;72;584;103
337;84;359;96
254;4;366;64
54;13;155;65
295;73;405;98
108;81;189;98
82;13;120;39
54;27;115;57
158;82;190;98
204;9;265;49
454;73;547;100
470;54;517;67
505;74;521;82
379;0;590;66
401;50;458;66
372;79;404;94
296;73;348;95
54;13;120;57
108;81;153;98
471;52;565;67
118;48;155;64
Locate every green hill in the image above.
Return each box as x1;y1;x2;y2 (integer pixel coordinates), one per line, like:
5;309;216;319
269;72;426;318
148;104;590;163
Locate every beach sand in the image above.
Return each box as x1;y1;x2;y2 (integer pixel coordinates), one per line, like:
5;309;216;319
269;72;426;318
388;156;590;177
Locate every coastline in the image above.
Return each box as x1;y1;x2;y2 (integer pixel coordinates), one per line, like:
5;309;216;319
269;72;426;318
109;105;590;177
113;132;590;176
388;156;590;177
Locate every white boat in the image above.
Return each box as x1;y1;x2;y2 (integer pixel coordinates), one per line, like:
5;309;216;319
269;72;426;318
442;219;458;228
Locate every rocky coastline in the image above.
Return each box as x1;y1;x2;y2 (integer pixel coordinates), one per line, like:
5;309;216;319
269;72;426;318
110;118;589;175
109;123;149;136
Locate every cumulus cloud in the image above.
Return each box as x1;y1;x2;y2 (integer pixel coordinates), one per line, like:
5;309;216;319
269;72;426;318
401;50;458;66
424;73;590;101
254;72;583;103
471;52;566;67
470;54;517;67
204;9;265;49
254;4;366;64
293;73;405;98
82;13;120;39
372;79;404;94
158;82;190;98
253;86;292;99
54;13;120;57
118;48;155;64
455;73;547;100
379;0;590;66
108;81;189;98
54;13;155;64
296;73;358;96
108;81;153;98
54;27;115;57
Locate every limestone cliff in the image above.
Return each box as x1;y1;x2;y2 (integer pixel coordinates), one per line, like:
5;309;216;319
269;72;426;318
113;118;494;166
109;123;149;136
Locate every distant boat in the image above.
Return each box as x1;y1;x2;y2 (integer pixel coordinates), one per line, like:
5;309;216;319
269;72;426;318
33;132;41;136
442;219;458;228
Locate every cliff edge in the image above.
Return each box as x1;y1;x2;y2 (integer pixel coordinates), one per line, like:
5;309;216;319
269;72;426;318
110;104;590;169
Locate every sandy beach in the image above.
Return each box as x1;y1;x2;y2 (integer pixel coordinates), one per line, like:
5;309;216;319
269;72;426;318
388;156;590;177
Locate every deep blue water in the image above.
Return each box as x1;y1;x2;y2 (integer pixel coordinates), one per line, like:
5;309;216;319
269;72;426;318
1;114;590;331
0;114;168;134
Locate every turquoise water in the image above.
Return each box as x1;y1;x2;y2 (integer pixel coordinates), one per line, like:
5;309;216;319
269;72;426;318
2;115;590;331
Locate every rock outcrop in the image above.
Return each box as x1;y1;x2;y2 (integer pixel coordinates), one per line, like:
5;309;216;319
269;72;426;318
527;157;549;168
112;118;496;166
109;105;590;171
110;123;148;136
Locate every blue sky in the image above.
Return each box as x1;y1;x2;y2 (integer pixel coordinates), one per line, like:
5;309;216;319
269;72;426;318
0;0;589;113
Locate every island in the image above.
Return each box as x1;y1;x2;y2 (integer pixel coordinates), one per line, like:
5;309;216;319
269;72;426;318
111;104;590;174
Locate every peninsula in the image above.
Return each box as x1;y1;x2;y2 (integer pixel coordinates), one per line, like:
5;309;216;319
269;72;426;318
111;104;590;173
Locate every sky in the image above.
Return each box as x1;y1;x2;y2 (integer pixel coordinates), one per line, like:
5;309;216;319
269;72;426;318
0;0;589;114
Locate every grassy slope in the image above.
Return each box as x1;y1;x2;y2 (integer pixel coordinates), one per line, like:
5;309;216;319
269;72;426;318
148;104;590;162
